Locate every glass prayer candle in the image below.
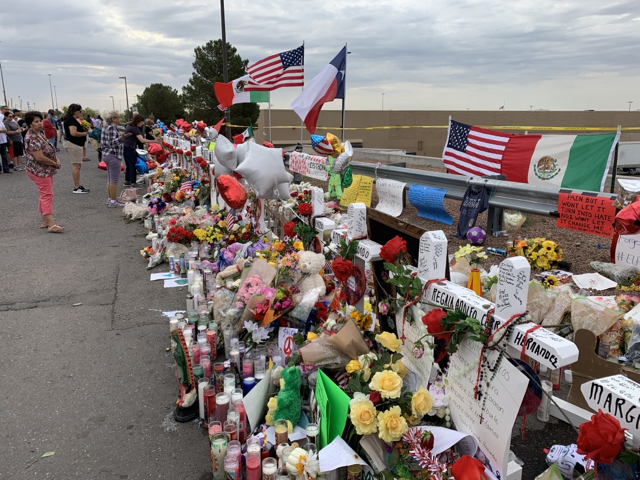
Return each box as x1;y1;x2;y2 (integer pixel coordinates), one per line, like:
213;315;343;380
223;326;233;358
204;385;216;426
231;388;243;404
227;440;242;459
198;378;210;420
254;354;266;372
224;454;239;480
281;447;294;470
216;392;230;423
192;364;205;380
197;324;207;337
242;376;256;395
224;420;237;441
272;355;282;368
347;465;363;480
192;344;201;364
201;356;212;379
214;362;225;393
169;318;179;332
242;358;253;378
224;373;236;389
211;432;228;480
207;328;217;355
246;436;261;454
246;451;261;480
208;420;223;436
227;410;240;429
230;347;240;366
201;345;212;362
237;341;246;365
305;423;319;444
262;457;278;480
238;421;246;444
275;467;290;480
305;442;318;456
255;366;266;383
233;400;246;426
274;419;288;446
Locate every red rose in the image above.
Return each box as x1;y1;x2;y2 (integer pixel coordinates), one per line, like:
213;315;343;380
195;156;204;162
290;192;298;198
297;203;312;216
577;410;626;464
422;309;448;336
190;145;196;151
380;236;408;263
369;392;381;405
185;150;192;157
332;257;353;283
297;194;305;201
284;221;296;238
176;148;183;155
451;456;487;480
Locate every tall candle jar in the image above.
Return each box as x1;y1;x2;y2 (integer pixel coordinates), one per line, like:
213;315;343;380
216;392;230;423
211;432;228;480
246;451;261;480
262;457;278;480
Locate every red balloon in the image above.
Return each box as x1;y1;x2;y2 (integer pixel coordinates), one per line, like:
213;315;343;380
216;174;247;209
98;161;107;171
147;143;163;156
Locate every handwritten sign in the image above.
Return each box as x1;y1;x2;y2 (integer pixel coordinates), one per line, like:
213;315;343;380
289;152;328;181
375;178;406;217
616;234;640;267
495;257;530;319
312;187;325;217
278;327;298;358
347;203;367;239
396;307;434;387
407;185;452;225
446;338;528;478
340;175;374;207
417;230;448;282
556;193;615;237
581;374;640;437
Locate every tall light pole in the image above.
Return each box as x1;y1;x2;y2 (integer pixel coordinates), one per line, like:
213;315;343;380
53;86;58;111
629;101;634;112
18;95;21;110
381;93;384;110
48;74;55;111
119;76;129;116
109;95;115;110
0;41;7;106
219;0;231;138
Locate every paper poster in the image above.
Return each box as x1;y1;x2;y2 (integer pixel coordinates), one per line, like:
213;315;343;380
571;273;618;291
556;192;615;237
407;184;453;225
164;278;189;288
340;175;374;207
278;327;298;358
375;178;406;217
319;436;368;473
396;308;433;388
315;370;350;449
446;338;528;479
289;152;329;181
244;369;271;430
615;234;640;267
150;271;178;281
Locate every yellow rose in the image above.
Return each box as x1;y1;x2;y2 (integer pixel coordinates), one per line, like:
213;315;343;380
346;360;362;374
377;406;408;443
391;360;407;378
375;332;402;353
349;395;378;435
411;386;434;418
307;332;318;341
369;370;403;399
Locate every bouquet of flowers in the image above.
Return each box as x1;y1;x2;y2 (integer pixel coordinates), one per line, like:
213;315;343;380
166;226;194;245
453;245;487;269
508;237;563;271
147;197;167;215
140;246;155;259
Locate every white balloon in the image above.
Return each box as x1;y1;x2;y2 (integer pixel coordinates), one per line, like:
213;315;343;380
235;143;292;199
214;156;233;179
214;135;237;169
236;138;255;166
275;180;294;200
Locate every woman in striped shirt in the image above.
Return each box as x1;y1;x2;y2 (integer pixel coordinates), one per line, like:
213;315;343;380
100;110;131;208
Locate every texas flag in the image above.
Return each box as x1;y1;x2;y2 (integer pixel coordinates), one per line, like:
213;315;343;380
291;47;346;134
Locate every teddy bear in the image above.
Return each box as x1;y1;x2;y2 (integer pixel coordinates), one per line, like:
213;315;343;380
295;251;326;303
215;257;250;284
273;366;302;426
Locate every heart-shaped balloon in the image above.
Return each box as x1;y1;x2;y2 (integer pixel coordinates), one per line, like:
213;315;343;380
216;174;247;209
344;263;366;306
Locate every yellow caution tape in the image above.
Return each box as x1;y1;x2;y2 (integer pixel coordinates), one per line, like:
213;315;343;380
227;124;640;132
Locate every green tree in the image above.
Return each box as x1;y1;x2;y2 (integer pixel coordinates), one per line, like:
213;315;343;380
135;83;185;123
82;107;96;119
182;40;259;135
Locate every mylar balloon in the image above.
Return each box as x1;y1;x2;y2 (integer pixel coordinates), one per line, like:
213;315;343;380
216;174;247;209
214;135;238;169
234;142;292;199
147;143;163;156
326;132;344;158
311;134;333;156
236;138;255;165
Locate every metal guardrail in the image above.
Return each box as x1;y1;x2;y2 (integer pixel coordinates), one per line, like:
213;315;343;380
350;161;617;217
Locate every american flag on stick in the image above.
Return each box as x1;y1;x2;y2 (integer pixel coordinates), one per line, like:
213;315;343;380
245;46;304;91
442;119;512;177
179;180;195;193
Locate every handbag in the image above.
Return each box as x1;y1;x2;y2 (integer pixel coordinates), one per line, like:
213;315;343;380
118;188;138;203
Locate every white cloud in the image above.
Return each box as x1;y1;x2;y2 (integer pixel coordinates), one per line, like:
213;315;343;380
0;0;638;113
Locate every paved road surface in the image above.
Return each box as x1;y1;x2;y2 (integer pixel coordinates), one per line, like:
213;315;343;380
0;146;211;479
0;145;576;479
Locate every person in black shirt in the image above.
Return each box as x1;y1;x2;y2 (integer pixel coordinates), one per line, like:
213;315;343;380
62;103;90;193
122;113;159;187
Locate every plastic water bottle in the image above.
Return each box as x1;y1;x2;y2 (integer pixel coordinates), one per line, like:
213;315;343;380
486;247;507;256
493;230;508;237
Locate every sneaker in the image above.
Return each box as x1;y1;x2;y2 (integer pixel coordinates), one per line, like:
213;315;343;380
123;182;131;187
8;164;15;170
73;186;90;194
108;200;125;208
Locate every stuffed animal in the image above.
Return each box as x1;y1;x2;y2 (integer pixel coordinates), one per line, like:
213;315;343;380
544;444;593;479
215;257;248;284
295;251;326;302
273;366;302;426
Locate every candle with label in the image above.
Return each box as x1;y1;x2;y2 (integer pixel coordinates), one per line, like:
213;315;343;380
198;378;210;420
246;451;261;480
262;457;278;480
211;432;228;480
275;419;288;446
216;392;230;423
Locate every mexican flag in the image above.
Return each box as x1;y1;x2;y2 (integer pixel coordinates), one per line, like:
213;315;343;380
214;75;270;109
501;132;619;191
233;126;253;145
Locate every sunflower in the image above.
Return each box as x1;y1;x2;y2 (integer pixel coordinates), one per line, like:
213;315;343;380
543;275;560;288
542;240;556;251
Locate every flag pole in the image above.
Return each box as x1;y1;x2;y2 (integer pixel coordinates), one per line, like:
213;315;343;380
610;125;621;193
341;43;347;143
300;40;305;146
268;98;272;143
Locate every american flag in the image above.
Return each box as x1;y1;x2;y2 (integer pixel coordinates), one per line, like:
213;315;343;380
179;180;194;193
442;119;512;177
245;46;304;92
226;211;235;230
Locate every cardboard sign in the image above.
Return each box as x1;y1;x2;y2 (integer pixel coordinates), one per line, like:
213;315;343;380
278;327;298;358
340;175;374;207
616;234;640;267
556;193;615;237
446;338;528;479
347;203;367;239
311;187;325;217
289;152;329;181
407;185;452;225
581;374;640;437
375;178;406;217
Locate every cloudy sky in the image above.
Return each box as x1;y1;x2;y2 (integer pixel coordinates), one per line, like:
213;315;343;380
2;0;639;114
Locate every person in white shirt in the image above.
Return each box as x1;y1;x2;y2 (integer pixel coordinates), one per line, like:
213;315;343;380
0;105;13;173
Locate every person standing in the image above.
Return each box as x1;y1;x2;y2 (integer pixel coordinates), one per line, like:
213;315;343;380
62;104;90;193
3;111;26;170
47;109;59;150
122;113;158;188
23;111;63;232
100;110;131;207
0;105;12;174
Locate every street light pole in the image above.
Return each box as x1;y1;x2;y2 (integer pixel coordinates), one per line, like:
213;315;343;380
109;95;115;110
53;86;58;111
119;76;129;117
381;93;384;110
220;0;231;138
0;60;7;106
629;101;634;112
48;74;55;111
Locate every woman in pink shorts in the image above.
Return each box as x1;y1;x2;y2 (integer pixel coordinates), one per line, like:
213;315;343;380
23;111;63;233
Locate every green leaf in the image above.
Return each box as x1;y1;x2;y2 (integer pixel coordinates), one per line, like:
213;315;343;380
41;452;55;458
387;447;400;469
